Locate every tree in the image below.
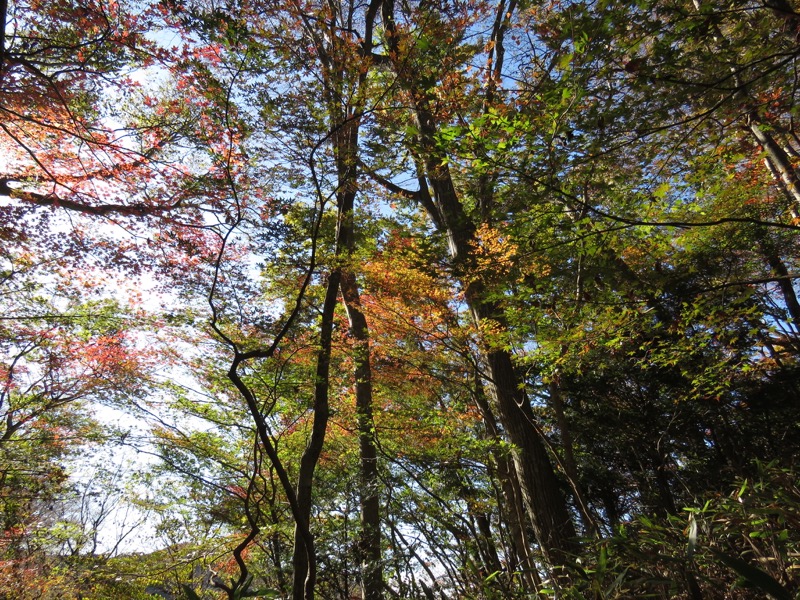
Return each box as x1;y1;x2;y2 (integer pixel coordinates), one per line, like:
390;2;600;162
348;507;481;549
3;0;800;597
0;258;152;597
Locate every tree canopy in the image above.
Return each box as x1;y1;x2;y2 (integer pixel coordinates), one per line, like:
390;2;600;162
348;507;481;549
2;0;800;598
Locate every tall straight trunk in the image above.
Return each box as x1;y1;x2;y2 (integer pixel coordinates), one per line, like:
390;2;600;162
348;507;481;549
757;234;800;333
0;0;7;84
749;117;800;213
473;511;503;577
340;270;383;599
381;0;577;566
292;269;340;600
690;0;800;217
474;327;578;566
473;380;541;591
548;380;599;537
294;0;382;592
329;55;383;593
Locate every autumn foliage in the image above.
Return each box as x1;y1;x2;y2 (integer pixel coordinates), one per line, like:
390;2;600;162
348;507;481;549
2;0;800;598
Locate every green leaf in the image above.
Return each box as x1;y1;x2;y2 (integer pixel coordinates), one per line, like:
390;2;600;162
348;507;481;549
181;584;203;600
735;480;749;500
653;182;670;199
710;549;791;600
484;570;502;584
687;513;698;559
240;589;281;598
606;567;630;596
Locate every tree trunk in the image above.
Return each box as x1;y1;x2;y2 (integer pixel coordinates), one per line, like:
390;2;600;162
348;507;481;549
548;379;599;537
380;0;577;568
749;117;800;213
292;269;340;600
340;270;384;600
757;234;800;333
473;381;541;591
329;51;382;594
475;334;578;566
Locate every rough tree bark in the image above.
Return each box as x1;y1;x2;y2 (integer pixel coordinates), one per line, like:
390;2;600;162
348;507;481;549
473;378;541;591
